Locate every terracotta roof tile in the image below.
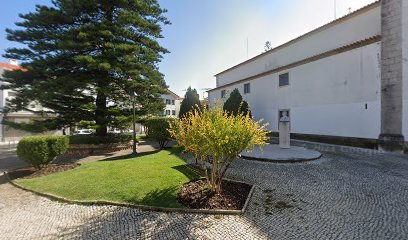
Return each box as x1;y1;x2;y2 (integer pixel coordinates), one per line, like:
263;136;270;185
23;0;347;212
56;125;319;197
0;62;27;71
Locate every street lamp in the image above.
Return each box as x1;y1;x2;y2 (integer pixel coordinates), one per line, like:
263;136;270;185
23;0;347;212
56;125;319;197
130;91;137;156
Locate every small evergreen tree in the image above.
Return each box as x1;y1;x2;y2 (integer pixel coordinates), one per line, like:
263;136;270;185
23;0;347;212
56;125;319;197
223;89;251;117
179;87;202;118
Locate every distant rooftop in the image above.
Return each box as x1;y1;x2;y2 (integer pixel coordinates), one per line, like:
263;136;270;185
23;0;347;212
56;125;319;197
0;62;26;71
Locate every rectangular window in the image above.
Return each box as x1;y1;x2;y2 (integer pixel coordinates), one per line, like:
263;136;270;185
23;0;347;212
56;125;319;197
7;92;17;97
172;110;176;116
279;73;289;87
166;110;171;115
244;83;250;94
172;100;175;105
221;90;226;98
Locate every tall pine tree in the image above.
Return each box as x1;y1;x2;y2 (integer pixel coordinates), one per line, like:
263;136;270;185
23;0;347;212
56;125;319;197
1;0;170;136
179;87;202;118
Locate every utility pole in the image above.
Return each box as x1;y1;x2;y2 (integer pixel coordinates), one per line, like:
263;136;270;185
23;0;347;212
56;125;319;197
130;92;137;156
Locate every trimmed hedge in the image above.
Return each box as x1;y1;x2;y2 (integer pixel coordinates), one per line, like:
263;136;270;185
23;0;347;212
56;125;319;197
144;117;176;149
69;133;132;145
17;136;69;169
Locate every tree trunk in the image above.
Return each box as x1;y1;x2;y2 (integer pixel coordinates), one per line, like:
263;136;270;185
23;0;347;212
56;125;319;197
95;90;108;136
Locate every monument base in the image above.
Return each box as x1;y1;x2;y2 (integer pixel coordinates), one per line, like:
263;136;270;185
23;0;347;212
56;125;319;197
378;134;405;153
279;122;290;149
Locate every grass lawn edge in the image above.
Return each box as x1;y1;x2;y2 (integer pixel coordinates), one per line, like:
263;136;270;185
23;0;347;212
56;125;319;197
6;173;254;215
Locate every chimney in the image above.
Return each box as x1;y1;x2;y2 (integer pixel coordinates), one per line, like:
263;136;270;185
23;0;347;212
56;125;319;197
9;59;18;66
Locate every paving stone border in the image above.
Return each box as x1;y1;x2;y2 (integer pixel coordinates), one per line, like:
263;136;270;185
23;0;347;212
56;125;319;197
241;145;322;163
4;172;255;216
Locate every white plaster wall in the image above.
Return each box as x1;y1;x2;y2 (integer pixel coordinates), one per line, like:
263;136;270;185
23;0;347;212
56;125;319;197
216;4;381;88
209;43;381;139
403;0;408;139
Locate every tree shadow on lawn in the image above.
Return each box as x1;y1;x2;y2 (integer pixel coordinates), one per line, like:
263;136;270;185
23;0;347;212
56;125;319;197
98;146;184;162
172;164;203;181
138;185;181;208
98;150;162;162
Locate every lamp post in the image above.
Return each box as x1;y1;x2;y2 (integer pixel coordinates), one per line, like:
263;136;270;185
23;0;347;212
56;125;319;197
130;91;137;156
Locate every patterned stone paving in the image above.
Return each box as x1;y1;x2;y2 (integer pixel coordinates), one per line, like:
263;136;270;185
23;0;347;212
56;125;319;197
1;147;408;239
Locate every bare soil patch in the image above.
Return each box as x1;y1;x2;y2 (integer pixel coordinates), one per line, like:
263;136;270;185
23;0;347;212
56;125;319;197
7;164;79;180
178;179;252;210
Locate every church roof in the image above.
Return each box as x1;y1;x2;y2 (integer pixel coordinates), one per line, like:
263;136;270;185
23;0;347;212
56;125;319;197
215;0;381;77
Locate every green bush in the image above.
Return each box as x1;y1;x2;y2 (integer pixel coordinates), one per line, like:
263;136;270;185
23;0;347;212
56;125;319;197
17;136;69;169
69;133;132;145
144;117;175;149
223;88;251;117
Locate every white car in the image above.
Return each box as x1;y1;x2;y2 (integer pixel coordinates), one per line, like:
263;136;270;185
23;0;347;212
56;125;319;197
74;129;94;135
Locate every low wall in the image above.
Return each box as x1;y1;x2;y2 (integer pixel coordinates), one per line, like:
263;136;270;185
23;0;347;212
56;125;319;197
268;132;379;150
63;142;131;158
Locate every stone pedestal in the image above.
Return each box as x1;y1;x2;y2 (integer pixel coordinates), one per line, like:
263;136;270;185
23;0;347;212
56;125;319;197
279;122;290;149
378;134;405;153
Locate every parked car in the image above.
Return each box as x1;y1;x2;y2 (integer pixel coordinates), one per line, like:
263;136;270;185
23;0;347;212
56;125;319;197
74;129;94;135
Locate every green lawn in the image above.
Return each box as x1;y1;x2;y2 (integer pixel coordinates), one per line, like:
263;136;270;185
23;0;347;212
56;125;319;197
15;148;201;208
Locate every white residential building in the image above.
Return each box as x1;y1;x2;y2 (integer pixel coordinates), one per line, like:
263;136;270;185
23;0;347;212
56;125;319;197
208;1;407;152
0;60;60;142
161;90;182;118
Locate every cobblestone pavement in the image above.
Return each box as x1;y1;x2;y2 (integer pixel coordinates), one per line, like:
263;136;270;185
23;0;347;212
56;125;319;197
1;148;408;239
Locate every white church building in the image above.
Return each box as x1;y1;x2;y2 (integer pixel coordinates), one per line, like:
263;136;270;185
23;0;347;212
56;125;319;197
208;0;408;152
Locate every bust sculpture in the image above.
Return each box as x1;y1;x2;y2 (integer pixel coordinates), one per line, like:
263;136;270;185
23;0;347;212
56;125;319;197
280;111;290;122
279;110;290;149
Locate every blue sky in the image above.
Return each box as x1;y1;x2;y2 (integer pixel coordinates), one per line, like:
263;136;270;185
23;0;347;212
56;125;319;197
0;0;376;98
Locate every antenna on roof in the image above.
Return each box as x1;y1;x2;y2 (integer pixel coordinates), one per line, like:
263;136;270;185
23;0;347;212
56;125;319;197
246;37;249;59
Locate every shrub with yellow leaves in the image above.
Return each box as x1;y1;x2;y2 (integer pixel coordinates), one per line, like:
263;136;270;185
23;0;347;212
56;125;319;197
169;101;269;194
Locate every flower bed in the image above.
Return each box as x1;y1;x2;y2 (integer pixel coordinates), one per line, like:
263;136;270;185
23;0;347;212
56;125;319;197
178;179;253;210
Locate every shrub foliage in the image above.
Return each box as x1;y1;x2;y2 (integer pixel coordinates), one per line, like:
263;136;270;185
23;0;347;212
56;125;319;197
169;102;268;194
144;117;175;149
17;136;69;169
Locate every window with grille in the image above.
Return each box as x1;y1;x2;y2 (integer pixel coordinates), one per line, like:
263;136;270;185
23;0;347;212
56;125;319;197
279;73;289;87
244;83;250;94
